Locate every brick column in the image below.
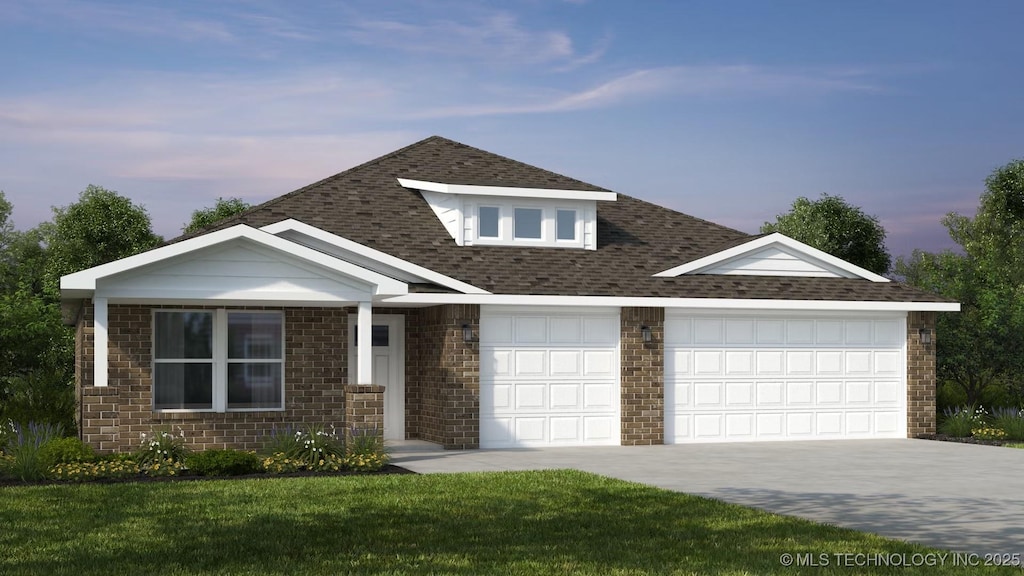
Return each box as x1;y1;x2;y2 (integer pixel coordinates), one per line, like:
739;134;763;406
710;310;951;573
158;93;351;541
344;384;385;434
620;307;665;445
907;311;937;437
80;387;120;453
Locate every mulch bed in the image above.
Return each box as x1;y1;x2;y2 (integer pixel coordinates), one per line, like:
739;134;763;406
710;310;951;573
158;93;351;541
916;433;1010;446
0;464;416;488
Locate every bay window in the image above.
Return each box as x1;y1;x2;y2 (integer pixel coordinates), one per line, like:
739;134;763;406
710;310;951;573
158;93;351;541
153;310;284;412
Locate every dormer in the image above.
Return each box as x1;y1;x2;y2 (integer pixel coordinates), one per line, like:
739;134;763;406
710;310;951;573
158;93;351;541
398;178;616;250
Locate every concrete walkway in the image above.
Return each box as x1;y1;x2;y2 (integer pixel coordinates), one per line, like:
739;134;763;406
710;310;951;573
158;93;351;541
390;439;1024;556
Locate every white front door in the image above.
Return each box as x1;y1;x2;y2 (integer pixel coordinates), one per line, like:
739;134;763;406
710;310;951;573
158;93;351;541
348;314;405;441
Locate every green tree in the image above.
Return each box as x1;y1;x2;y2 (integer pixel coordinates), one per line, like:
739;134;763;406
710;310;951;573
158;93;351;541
44;185;161;294
183;197;251;234
896;159;1024;407
761;194;892;274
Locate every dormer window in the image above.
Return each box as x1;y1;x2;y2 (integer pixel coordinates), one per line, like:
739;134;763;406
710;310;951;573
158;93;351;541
398;178;616;250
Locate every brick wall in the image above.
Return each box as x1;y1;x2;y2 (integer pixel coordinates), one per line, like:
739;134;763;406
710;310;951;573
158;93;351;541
344;385;385;433
620;307;665;445
76;302;349;453
907;311;937;437
406;304;480;449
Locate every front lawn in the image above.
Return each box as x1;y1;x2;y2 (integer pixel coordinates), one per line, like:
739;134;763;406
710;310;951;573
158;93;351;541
0;470;1011;575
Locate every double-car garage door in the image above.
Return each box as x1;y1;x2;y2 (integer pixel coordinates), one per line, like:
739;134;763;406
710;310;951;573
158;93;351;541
478;307;908;448
665;313;907;443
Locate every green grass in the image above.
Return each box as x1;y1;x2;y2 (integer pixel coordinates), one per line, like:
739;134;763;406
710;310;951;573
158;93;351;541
0;470;1013;575
1006;443;1024;449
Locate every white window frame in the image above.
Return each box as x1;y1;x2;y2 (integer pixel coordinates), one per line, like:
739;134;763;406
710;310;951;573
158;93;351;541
555;207;579;242
478;205;501;239
152;309;286;413
513;207;545;240
466;198;588;249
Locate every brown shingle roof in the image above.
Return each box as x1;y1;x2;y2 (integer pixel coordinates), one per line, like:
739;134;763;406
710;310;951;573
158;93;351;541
188;136;950;303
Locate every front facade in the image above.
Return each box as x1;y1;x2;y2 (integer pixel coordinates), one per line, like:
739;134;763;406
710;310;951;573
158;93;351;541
63;137;956;453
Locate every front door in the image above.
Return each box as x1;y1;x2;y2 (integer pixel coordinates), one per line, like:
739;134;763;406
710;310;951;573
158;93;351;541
348;314;405;441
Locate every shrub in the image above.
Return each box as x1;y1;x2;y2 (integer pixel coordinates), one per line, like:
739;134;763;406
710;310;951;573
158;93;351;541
39;437;94;466
345;427;389;472
136;427;189;465
142;459;187;477
972;427;1007;441
261;425;303;455
261;452;303;474
4;422;63;481
939;406;987;437
186;450;261;476
991;407;1024;441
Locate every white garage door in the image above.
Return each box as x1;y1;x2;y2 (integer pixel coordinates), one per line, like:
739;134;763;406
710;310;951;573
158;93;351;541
480;306;621;448
665;313;906;443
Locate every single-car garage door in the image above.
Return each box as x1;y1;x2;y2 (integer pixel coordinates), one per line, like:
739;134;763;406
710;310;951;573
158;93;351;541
665;313;906;443
480;306;621;448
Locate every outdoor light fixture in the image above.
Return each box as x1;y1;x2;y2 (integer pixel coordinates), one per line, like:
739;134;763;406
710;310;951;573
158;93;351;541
918;327;932;344
641;325;653;343
462;323;477;343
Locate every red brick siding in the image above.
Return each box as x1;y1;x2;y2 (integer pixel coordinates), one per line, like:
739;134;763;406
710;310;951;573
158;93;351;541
907;311;937;437
76;302;349;453
620;307;665;445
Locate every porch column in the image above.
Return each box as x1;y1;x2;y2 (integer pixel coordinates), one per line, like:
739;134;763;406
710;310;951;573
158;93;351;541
93;297;108;387
357;300;373;384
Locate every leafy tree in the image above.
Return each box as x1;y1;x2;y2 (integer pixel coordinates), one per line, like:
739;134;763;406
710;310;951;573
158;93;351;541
44;185;161;294
761;194;891;274
183;197;251;234
896;159;1024;407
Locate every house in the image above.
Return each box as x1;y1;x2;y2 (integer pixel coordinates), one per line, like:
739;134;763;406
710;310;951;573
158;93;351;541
61;136;957;453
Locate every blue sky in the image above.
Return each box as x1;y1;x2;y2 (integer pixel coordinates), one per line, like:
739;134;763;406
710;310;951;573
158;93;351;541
2;0;1022;257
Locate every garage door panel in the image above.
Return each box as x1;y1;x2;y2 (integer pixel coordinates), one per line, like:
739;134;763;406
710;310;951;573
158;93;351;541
583;382;615;409
694;351;723;375
480;308;620;448
694;382;723;407
583;350;615;376
549;384;580;410
667;314;907;444
725;382;753;406
694;319;724;344
549;350;580;375
515;317;547;343
725;351;753;375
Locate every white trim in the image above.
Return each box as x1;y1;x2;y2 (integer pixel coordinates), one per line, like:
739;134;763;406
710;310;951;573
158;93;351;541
381;293;960;312
61;224;408;298
93;297;108;387
397;178;617;202
357;301;372;385
259;219;489;295
347;314;405;440
653;233;891;283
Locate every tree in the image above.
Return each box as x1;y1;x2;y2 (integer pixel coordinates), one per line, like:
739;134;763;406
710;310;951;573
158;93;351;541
761;194;891;274
896;159;1024;407
43;185;161;294
183;197;251;234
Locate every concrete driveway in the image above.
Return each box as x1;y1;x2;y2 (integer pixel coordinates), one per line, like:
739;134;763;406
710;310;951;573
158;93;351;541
391;439;1024;556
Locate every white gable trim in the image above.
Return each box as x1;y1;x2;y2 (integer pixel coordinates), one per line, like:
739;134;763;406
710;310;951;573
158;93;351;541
397;178;617;202
653;233;891;283
61;224;409;298
379;293;959;312
260;219;490;295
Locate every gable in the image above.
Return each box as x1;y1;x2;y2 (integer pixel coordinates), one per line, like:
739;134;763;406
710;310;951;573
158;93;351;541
97;241;382;302
654;233;890;283
698;245;854;278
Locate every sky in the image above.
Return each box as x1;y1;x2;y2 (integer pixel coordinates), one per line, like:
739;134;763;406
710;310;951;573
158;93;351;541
1;1;1022;258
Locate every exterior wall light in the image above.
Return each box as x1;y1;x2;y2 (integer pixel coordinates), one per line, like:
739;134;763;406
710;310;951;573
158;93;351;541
462;323;478;343
918;328;932;344
641;325;653;343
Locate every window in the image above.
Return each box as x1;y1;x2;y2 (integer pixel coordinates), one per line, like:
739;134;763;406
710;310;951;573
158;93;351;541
514;208;543;239
556;209;577;241
154;310;284;412
478;206;500;238
353;325;390;347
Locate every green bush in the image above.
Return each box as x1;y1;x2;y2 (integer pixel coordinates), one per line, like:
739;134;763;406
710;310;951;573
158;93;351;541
5;421;63;481
991;407;1024;441
39;437;95;465
345;427;389;472
186;450;261;476
939;406;987;437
